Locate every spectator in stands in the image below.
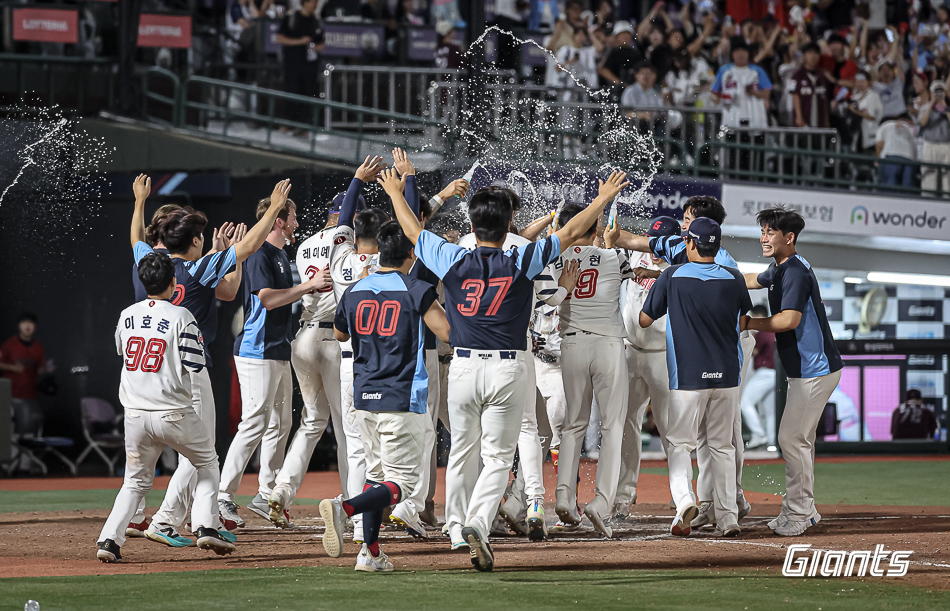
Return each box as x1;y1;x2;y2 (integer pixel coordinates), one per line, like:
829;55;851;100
821;32;858;90
434;21;463;70
790;42;833;128
546;0;588;53
874;58;907;120
0;313;49;436
918;80;950;194
909;70;932;122
590;0;615;31
912;24;940;71
848;70;884;154
529;0;559;32
711;36;772;128
276;0;325;132
636;2;674;82
663;47;712;107
598;21;642;91
875;113;918;189
553;27;599;90
890;389;938;439
622;61;663;121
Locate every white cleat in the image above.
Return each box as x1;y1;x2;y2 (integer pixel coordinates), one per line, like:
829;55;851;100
526;498;548;542
690;501;714;529
584;504;613;539
773;512;821;537
319;496;346;558
355;544;394;572
390;502;429;540
671;503;699;537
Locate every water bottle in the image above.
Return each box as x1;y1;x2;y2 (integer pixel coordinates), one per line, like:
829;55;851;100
25;601;40;611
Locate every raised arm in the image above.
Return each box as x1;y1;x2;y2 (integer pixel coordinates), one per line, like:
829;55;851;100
379;168;418;242
393;148;420;217
234;179;293;264
429;179;470;215
215;223;247;300
521;212;555;242
130;174;151;246
340;155;387;229
553;171;629;254
608;229;651;252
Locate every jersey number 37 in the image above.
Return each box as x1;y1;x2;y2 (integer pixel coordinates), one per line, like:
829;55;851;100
457;277;512;316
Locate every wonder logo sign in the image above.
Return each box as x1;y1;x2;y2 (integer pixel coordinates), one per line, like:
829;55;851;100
782;544;912;577
850;205;947;229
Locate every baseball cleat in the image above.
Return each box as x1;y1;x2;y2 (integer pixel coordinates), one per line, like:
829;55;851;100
217;499;245;529
449;523;468;550
668;498;676;510
390;503;429;540
498;506;528;536
690;501;715;529
555;503;582;526
219;513;240;532
319;496;345;558
714;522;741;537
355;544;394;573
196;527;236;555
773;512;821;537
267;486;294;529
246;494;271;521
526;498;548;542
145;523;196;548
738;498;753;521
217;529;238;543
584;505;613;539
125;519;149;538
610;502;631;524
768;507;791;530
670;503;699;537
462;526;494;572
96;539;122;563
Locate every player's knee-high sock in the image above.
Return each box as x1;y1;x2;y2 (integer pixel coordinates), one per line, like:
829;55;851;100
342;480;401;517
363;508;384;556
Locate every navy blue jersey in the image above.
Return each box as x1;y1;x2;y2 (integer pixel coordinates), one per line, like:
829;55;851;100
133;242;237;365
334;271;438;413
234;241;295;361
650;235;738;267
757;255;843;379
132;247;171;301
415;230;561;351
643;262;753;390
409;259;440;351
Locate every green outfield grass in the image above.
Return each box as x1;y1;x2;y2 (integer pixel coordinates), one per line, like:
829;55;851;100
0;567;946;611
0;492;318;515
639;460;950;507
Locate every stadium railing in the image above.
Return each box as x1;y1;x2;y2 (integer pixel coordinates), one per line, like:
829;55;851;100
0;53;115;114
140;68;443;165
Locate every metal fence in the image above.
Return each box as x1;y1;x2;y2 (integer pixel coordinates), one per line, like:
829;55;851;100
0;54;116;114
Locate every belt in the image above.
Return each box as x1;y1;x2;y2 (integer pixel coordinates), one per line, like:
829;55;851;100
455;348;518;360
564;330;594;337
535;352;559;364
318;321;334;329
341;351;353;359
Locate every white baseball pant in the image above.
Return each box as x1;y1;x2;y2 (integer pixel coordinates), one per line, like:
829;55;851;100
695;333;754;508
534;356;566;449
395;348;438;520
277;322;347;504
740;367;776;445
340;351;367;538
99;408;218;547
219;356;292;501
616;344;670;507
780;370;842;520
149;367;219;529
358;409;428;502
444;349;528;540
556;332;629;516
667;387;741;525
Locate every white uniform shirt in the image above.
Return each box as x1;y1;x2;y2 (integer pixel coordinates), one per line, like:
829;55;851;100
115;299;205;411
296;228;337;323
328;224;379;351
531;303;562;357
622;253;668;351
711;63;772;128
552;245;634;338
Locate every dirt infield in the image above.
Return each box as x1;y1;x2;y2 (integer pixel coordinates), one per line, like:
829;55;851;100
2;460;948;590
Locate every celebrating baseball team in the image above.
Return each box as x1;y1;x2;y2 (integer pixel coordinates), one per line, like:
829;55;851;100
97;147;843;574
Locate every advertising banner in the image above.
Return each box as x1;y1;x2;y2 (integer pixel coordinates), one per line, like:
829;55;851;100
138;14;192;49
13;8;78;44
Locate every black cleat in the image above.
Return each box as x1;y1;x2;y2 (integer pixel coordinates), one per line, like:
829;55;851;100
196;527;236;556
97;539;122;563
462;526;494;572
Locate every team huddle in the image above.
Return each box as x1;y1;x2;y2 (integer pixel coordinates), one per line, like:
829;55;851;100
97;149;843;574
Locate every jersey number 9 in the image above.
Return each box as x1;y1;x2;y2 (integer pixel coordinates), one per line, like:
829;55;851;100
574;269;599;299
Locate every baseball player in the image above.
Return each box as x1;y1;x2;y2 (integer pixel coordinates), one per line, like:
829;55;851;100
98;253;235;562
456;213;568;543
639;218;752;538
743;207;843;536
217;180;331;526
321;219;450;572
531;301;567;472
550;204;637;538
609;197;753;529
327;155;390;543
611;215;680;519
267;192;353;527
128;176;294;544
388;169;629;571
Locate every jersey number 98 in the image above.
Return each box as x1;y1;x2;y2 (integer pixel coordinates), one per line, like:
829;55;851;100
125;337;167;372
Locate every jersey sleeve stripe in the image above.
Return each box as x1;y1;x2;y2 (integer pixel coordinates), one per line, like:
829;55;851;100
180;346;204;356
182;359;204;372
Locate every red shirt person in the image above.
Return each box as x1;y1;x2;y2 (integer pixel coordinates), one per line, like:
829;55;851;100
789;43;833;128
0;313;47;400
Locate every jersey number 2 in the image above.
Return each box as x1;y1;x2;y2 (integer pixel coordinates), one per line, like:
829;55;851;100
573;269;598;299
457;277;512;316
125;337;167;372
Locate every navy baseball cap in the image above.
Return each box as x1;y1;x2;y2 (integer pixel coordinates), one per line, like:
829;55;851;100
329;192;366;214
646;216;680;237
682;217;721;247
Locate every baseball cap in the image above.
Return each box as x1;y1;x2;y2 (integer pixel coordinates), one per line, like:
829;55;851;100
682;217;721;248
328;192;366;214
612;21;635;37
646;216;680;237
730;35;749;53
931;79;946;93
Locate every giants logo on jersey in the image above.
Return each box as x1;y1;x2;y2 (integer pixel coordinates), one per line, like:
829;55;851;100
334;235;346;246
